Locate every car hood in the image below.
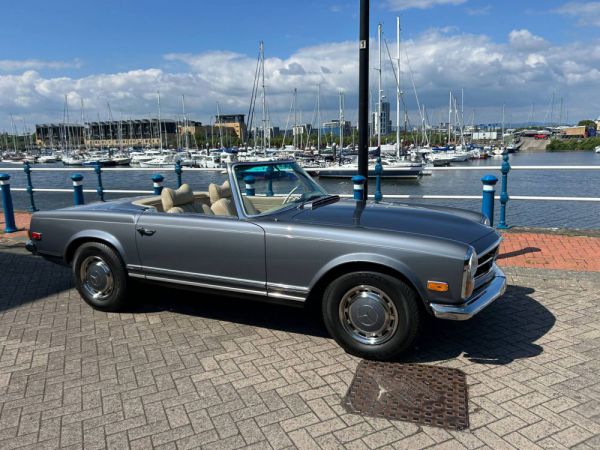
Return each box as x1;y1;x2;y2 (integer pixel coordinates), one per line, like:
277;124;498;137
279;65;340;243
289;199;493;247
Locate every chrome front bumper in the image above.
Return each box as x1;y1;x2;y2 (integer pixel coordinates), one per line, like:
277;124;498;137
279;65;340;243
429;265;506;320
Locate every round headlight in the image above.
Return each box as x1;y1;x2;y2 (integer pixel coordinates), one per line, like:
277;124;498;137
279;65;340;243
462;247;479;299
468;249;478;278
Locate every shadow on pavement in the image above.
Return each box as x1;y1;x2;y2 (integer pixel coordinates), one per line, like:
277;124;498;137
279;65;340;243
1;248;556;365
498;246;541;260
405;285;556;365
0;248;73;312
126;282;331;338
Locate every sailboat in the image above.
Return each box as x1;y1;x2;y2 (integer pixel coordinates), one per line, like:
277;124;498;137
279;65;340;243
304;19;423;179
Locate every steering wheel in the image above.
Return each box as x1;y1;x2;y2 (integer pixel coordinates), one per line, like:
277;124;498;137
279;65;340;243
283;185;302;204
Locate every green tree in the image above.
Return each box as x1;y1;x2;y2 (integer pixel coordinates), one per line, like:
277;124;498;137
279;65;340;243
577;120;597;130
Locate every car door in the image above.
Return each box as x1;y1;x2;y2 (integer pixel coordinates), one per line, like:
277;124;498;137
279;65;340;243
134;210;266;296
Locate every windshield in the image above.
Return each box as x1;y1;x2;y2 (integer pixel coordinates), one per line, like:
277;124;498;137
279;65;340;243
233;161;328;216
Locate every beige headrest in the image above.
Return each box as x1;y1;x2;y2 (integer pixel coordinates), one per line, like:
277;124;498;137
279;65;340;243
161;184;194;212
211;198;236;216
209;180;232;204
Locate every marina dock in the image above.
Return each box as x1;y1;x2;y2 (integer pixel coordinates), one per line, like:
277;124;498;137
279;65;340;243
1;211;599;448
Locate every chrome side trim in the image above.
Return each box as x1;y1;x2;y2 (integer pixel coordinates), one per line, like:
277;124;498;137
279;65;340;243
266;283;309;302
267;282;310;294
430;265;506;321
144;274;267;296
129;273;146;279
267;292;306;302
135;265;266;289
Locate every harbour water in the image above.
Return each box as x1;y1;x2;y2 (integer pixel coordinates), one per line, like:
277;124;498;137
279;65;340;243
3;151;599;229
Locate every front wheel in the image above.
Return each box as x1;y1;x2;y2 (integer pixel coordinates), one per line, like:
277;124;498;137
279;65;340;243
72;242;129;312
322;272;420;360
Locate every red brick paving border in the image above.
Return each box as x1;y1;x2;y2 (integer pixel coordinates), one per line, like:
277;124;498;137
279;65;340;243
0;211;31;242
2;211;599;272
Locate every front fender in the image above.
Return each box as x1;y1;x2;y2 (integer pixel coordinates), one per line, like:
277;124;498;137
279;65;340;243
308;252;428;303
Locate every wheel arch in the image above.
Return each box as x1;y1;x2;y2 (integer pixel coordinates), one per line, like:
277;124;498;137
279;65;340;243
305;254;430;312
64;231;126;264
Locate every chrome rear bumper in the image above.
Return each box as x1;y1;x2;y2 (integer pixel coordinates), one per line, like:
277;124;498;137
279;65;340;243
429;265;506;320
25;240;37;254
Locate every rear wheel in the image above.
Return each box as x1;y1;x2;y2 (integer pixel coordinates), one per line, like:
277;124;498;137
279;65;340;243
72;242;128;311
322;271;420;360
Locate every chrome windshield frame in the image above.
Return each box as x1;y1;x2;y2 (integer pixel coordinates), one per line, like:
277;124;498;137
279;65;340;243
228;160;328;220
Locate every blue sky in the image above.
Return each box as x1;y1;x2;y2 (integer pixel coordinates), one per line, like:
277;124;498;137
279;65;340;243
1;0;599;129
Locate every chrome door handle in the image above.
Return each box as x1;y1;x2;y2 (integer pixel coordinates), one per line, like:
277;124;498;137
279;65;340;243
136;227;156;236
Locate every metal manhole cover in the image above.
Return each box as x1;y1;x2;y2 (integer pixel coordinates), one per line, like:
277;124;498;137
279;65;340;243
343;361;469;430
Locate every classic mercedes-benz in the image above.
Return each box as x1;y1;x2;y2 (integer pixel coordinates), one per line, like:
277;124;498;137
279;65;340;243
26;160;506;360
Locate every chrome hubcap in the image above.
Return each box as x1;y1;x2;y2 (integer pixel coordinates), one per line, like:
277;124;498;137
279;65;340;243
80;256;114;300
339;285;399;345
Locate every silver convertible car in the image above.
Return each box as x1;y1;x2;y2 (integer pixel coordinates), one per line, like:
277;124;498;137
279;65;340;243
26;160;506;360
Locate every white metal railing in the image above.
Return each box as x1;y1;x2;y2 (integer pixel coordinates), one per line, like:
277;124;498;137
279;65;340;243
1;165;600;172
1;166;600;205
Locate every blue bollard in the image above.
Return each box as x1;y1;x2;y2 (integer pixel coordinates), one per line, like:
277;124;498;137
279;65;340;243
152;174;164;195
497;153;511;229
265;166;274;197
71;173;85;206
23;161;38;212
0;173;18;233
481;174;498;226
175;161;182;188
94;162;105;201
244;175;256;196
352;175;367;201
374;157;383;203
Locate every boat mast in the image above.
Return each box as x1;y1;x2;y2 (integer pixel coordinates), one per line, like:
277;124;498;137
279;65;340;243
157;91;163;151
396;16;401;157
448;91;452;145
260;41;267;150
501;103;505;148
293;88;297;149
182;94;189;150
216;102;224;148
317;84;321;152
377;22;382;148
339;91;345;151
81;97;90;152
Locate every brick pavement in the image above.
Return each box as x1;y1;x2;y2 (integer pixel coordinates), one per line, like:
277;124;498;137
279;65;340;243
0;212;30;244
1;247;599;449
497;232;600;272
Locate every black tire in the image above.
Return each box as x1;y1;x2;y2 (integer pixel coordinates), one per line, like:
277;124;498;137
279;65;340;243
322;271;420;360
72;242;129;312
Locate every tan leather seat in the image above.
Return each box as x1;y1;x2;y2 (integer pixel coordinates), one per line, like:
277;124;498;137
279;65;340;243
209;180;232;204
208;179;260;216
161;184;213;214
211;198;236;216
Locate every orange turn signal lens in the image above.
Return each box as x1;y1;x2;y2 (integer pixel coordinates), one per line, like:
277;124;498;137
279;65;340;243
427;281;449;292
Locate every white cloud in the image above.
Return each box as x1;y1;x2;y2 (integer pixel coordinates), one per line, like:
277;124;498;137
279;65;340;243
466;5;491;16
0;59;82;72
555;2;600;27
2;29;600;129
508;29;549;51
384;0;468;11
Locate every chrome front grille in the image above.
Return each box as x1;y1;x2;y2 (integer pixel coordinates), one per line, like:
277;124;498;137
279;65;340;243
475;243;500;280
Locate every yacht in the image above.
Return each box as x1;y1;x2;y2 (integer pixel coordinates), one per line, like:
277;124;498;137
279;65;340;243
304;158;423;179
62;154;85;166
